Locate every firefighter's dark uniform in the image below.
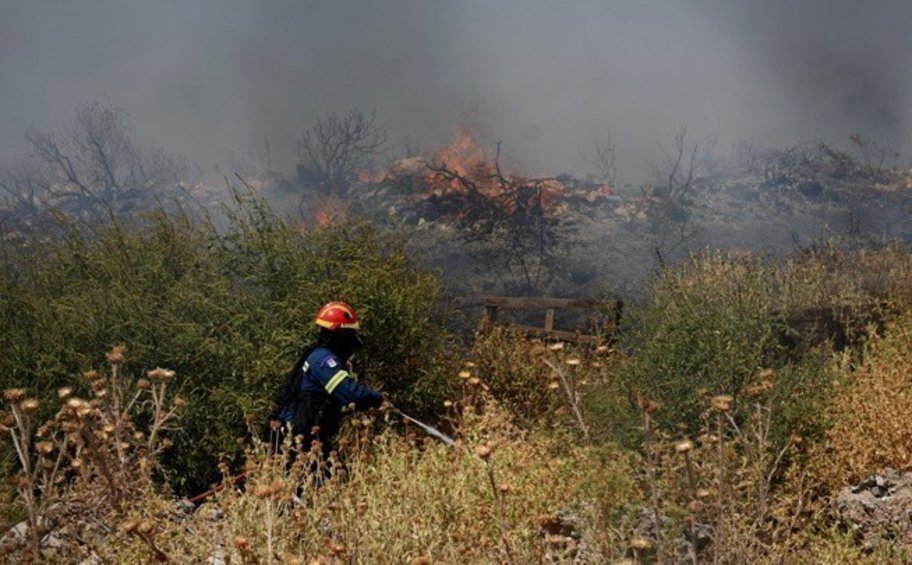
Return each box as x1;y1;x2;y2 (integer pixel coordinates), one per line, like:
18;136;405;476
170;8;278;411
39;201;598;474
274;346;382;458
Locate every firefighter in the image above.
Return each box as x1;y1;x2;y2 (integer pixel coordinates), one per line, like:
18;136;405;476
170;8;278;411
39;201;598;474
268;301;383;462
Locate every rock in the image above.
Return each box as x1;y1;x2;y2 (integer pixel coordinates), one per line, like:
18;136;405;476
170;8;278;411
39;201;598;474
537;509;586;562
837;468;912;548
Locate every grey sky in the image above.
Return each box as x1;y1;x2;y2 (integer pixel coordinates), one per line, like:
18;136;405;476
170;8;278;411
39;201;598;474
2;0;911;181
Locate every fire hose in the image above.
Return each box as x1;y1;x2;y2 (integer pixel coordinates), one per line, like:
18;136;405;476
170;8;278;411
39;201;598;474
394;409;455;446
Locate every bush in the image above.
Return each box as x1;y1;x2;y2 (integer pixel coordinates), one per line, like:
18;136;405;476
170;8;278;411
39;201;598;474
810;314;912;492
620;252;852;447
623;253;784;435
0;194;454;491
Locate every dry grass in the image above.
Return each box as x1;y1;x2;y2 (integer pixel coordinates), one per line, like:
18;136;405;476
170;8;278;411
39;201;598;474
810;314;912;492
106;396;638;564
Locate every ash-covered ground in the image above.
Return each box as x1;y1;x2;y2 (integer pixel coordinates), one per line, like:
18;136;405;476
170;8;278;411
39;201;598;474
263;139;912;307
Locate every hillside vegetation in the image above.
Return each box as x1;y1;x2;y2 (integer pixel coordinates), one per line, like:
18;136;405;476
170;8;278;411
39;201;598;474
2;199;912;562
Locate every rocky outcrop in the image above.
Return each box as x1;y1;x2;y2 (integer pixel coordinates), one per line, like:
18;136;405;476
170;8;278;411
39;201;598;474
837;468;912;548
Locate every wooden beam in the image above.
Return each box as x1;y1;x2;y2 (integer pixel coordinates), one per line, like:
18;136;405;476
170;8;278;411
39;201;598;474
483;296;602;309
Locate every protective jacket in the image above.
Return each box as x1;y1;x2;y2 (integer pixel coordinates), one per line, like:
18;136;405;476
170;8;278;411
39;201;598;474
275;345;382;455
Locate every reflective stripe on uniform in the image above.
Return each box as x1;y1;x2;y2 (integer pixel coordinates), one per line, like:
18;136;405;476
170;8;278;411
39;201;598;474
325;370;350;394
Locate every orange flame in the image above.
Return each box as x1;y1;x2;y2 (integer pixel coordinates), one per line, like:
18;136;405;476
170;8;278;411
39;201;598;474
315;209;333;227
433;128;490;179
314;196;346;227
354;129;614;219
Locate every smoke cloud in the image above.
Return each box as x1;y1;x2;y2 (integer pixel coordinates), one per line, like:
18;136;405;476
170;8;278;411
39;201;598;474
2;0;911;181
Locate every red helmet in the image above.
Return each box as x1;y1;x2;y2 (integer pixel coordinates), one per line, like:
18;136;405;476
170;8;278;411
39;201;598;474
315;301;361;331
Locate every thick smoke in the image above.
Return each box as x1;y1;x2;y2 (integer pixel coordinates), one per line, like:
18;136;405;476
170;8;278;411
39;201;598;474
2;0;911;181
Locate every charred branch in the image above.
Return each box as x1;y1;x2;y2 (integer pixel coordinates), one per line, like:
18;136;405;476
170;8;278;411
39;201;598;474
297;108;387;194
2;103;186;228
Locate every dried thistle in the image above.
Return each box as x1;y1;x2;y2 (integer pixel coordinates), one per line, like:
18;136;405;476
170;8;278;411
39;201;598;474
711;394;733;412
147;368;175;382
20;399;39;414
3;388;26;403
674;439;694;453
35;441;54;456
106;345;126;365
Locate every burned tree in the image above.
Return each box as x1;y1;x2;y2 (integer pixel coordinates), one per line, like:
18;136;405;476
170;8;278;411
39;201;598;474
296;108;387;194
0;102;186;226
581;131;618;187
647;128;711;264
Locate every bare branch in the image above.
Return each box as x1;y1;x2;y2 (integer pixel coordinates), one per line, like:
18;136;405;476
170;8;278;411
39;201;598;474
297;108;387;194
581;131;618;186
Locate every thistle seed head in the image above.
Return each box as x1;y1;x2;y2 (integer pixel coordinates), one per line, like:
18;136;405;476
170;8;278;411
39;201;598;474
3;388;26;403
674;439;694;454
106;345;126;365
20;399;39;413
147;368;175;382
711;395;733;412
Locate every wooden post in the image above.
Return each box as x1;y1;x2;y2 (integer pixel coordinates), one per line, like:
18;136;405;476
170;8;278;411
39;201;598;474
482;304;499;332
544;308;555;332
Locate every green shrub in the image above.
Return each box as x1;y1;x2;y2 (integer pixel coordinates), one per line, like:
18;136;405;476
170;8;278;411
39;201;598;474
623;253;783;433
0;193;455;491
620;252;846;448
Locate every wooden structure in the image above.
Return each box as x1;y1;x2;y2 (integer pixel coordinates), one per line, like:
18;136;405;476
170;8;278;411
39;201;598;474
480;296;621;344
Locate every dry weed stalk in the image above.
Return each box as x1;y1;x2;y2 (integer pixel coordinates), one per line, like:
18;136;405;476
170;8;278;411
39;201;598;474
543;354;590;440
1;345;183;561
637;395;663;559
476;442;515;564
